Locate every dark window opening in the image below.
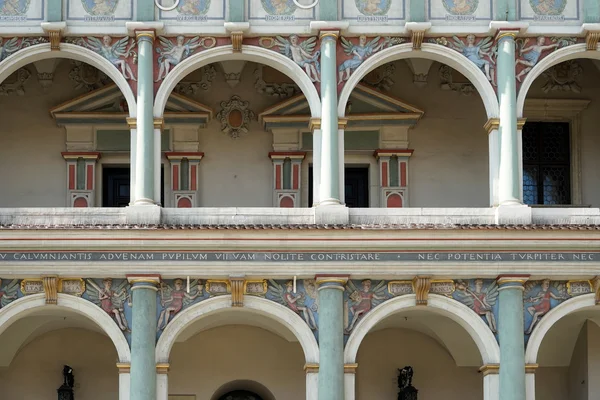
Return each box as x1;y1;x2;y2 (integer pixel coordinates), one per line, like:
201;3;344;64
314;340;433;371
522;122;571;205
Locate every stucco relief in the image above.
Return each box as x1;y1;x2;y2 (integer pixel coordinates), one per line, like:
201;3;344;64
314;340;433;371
338;36;405;85
453;279;499;334
216;95;256;139
155;36;216;82
0;278;19;309
428;35;496;85
515;36;576;82
0;37;48;62
267;279;319;331
157;278;208;332
258;35;321;83
66;36;137;81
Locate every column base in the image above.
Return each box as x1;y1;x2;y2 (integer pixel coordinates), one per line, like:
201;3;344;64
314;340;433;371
315;204;349;225
133;198;157;206
319;198;342;206
494;204;531;225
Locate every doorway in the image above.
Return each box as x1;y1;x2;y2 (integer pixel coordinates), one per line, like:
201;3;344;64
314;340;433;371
102;166;165;207
308;166;369;207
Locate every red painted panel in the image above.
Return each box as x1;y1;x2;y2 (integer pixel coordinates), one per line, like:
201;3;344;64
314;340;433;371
280;196;294;208
400;162;407;187
73;197;88;207
68;165;75;190
173;165;179;191
275;165;282;190
381;162;388;187
86;165;94;190
191;165;197;191
292;164;299;190
387;193;403;208
177;197;192;208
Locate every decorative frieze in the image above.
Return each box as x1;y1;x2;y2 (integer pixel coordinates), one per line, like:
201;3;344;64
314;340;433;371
269;152;305;208
0;37;48;62
155;36;216;82
515;36;576;82
338;36;405;85
66;36;137;81
454;279;499;333
267;279;319;331
259;35;321;83
61;152;101;208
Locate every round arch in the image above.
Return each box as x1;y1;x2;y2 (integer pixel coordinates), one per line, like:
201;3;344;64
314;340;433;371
344;294;500;365
210;380;276;400
0;293;131;363
525;293;598;364
156;295;320;364
154;45;322;118
517;43;598;117
0;43;137;117
338;42;499;119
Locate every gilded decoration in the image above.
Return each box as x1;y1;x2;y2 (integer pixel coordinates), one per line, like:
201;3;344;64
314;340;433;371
42;276;58;305
58;278;86;296
0;37;48;61
216;95;256;139
205;279;231;295
20;278;44;295
66;36;137;80
244;280;268;296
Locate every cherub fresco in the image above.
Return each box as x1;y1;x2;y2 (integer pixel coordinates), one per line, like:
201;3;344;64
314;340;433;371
78;36;137;81
155;36;214;82
86;278;130;332
157;278;204;331
0;279;18;309
515;37;575;82
449;35;495;83
274;35;320;82
524;279;568;335
268;279;318;330
338;36;399;84
454;279;498;333
344;279;388;332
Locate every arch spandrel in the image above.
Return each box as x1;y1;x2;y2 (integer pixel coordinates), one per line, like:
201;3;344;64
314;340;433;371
0;41;137;116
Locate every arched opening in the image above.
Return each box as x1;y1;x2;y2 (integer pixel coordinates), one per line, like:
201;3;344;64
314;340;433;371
153;45;322;208
516;44;600;208
0;45;140;208
156;296;319;400
211;380;276;400
525;294;600;399
0;294;130;399
336;44;495;207
345;295;499;399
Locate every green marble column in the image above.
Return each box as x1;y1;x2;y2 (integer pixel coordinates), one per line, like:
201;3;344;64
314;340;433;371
319;32;341;206
496;32;521;206
128;276;160;400
497;276;527;400
134;32;156;205
317;277;346;400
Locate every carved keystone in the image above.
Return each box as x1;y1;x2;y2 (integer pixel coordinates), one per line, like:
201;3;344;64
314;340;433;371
412;31;425;50
587;32;600;51
42;276;58;304
232;31;243;53
49;31;61;51
413;276;431;306
230;278;245;307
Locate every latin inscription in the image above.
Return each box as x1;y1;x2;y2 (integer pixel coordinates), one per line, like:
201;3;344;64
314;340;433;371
0;252;597;262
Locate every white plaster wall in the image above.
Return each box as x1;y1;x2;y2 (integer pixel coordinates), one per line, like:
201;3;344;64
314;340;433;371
536;367;569;400
0;61;71;207
168;325;305;399
568;323;588;400
585;322;600;398
0;328;119;399
355;328;482;399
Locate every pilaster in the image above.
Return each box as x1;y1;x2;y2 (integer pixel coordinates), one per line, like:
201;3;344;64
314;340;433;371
61;152;101;207
497;275;529;400
374;149;413;208
117;363;131;400
310;118;322;206
496;30;522;206
319;31;341;207
316;275;347;400
481;364;500;400
165;152;204;207
127;274;160;400
269;152;306;208
525;364;537;400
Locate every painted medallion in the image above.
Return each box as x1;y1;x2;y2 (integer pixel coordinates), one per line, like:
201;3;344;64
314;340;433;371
80;0;118;16
442;0;478;15
529;0;567;16
0;0;29;16
355;0;391;16
261;0;297;15
177;0;211;16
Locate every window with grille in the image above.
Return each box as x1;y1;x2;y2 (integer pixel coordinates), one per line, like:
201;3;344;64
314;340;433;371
522;122;571;205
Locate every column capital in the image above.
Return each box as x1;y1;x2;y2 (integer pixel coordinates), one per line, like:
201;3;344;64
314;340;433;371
344;363;358;374
309;118;321;132
304;363;319;374
319;30;340;40
497;275;529;289
116;363;131;374
525;363;539;374
126;118;164;130
156;363;170;374
485;118;527;134
479;364;500;376
338;118;348;129
127;274;161;289
316;275;348;290
135;30;156;42
495;30;519;41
